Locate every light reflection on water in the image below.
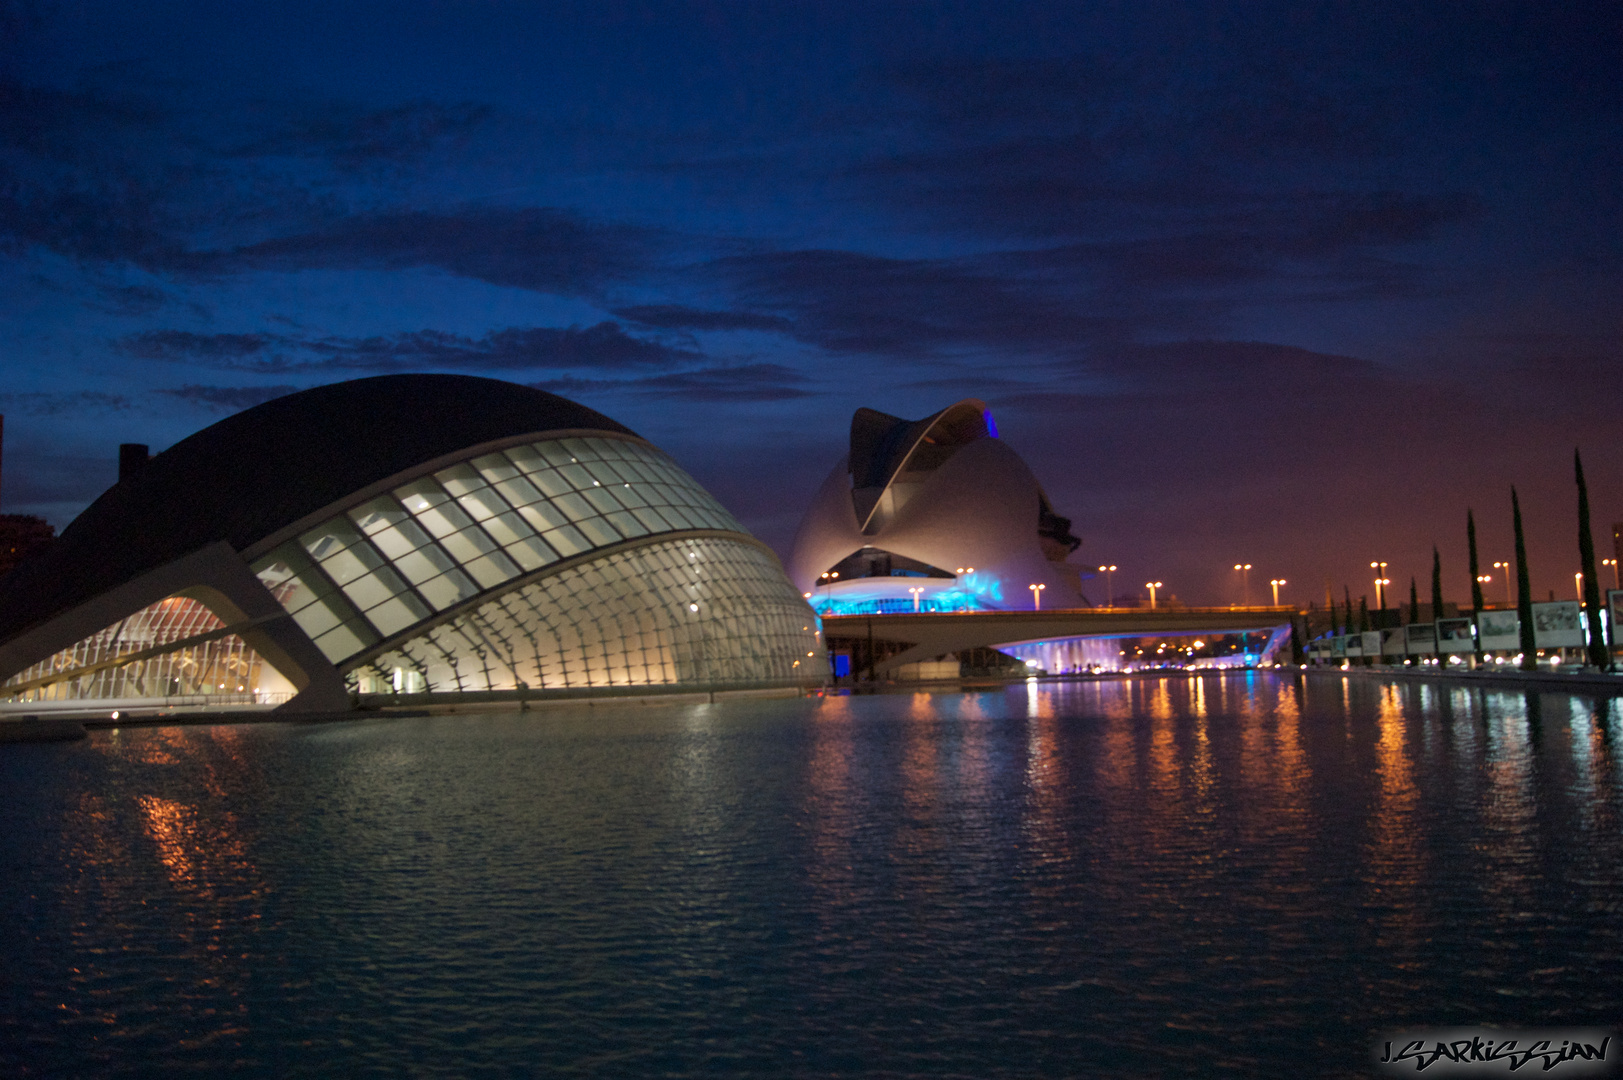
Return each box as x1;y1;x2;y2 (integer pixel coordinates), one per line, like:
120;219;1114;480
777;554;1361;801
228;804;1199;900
2;674;1621;1078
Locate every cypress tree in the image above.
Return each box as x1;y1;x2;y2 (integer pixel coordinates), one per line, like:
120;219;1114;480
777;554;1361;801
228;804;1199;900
1409;577;1420;623
1358;596;1369;632
1575;449;1610;669
1290;619;1304;665
1513;486;1536;670
1468;509;1484;662
1344;585;1354;635
1431;546;1444;621
1327;596;1338;640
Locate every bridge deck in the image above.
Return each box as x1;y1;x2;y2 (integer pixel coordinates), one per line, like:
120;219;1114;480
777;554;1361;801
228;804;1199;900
821;606;1297;675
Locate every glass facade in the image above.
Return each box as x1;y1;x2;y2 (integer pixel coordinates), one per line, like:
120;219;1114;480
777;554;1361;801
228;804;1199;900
250;435;746;665
348;536;823;694
0;596;284;704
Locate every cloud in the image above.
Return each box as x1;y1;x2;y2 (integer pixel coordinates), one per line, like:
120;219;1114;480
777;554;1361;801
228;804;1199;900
157;384;300;410
611;304;793;332
194;207;658;296
233;100;493;171
116;322;694;374
0;390;132;415
534;362;813;401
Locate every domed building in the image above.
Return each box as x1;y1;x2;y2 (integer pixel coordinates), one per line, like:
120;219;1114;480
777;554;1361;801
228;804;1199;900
787;399;1084;615
0;375;823;712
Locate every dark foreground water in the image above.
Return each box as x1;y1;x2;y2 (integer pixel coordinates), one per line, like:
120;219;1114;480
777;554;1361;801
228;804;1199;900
3;674;1620;1078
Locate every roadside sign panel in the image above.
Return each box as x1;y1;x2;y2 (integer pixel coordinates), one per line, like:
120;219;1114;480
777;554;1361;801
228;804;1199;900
1405;622;1437;655
1436;618;1475;653
1477;609;1519;651
1532;600;1584;648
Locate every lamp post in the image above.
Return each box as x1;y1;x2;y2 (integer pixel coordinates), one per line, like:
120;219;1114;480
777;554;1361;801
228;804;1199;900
1493;562;1512;605
1370;562;1388;610
1605;558;1619;589
1233;563;1252;606
1098;565;1116;607
1028;583;1045;610
1270;578;1286;606
908;585;924;612
1146;581;1163;610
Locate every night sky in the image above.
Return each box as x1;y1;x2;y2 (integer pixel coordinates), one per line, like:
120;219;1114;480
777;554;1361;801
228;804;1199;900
2;1;1619;608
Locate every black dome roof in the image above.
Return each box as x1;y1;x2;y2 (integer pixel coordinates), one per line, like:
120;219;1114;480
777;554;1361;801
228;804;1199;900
0;374;635;644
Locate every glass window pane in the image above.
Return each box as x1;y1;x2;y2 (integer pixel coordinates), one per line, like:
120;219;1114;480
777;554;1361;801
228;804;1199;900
576;517;621;547
481;510;534;547
349;496;410;534
505;535;556;571
457;488;511;522
292;598;343;639
529;469;573;499
413;500;473;538
585;461;623;486
463;551;519;589
441;526;497;564
300;518;363;561
417;570;480;610
613;483;648;508
552;492;595;523
606;511;648;539
435;462;487;497
320;542;383;586
395;478;449;513
505;444;548;474
395;544;457;584
543;525;591;557
366;594;431;637
516;502;569;533
342;567;407;612
494;476;542;508
633;508;674;534
583;487;623;514
472;453;519;484
535;441;576;467
557;463;595;490
368;519;433;561
314;622;368;663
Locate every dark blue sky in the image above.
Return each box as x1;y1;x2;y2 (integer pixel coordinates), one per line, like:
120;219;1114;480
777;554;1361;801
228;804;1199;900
2;0;1619;606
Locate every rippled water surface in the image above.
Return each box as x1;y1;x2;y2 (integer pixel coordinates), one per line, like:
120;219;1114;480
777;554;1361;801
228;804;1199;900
3;674;1621;1077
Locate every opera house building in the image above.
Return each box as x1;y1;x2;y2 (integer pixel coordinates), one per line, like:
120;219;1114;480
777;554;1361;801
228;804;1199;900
788;399;1084;615
0;375;823;713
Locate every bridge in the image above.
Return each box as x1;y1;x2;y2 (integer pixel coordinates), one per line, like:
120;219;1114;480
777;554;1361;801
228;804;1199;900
821;606;1298;676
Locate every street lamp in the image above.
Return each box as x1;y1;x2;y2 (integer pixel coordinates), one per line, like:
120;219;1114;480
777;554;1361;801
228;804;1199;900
1476;574;1492;603
1370;562;1388;610
1492;562;1512;605
1233;563;1252;606
1270;578;1286;606
1146;581;1163;610
1098;565;1117;607
1576;572;1584;601
1605;558;1619;589
908;585;924;612
1028;583;1045;610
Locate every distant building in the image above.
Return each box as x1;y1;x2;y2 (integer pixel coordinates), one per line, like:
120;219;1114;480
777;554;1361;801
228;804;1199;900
0;515;55;577
0;375;822;711
787;399;1084;615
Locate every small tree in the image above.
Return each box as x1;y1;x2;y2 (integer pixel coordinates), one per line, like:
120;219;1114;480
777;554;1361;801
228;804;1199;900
1358;596;1370;633
1468;509;1484;663
1513;486;1536;670
1344;585;1355;636
1576;449;1610;669
1431;546;1444;622
1409;577;1420;623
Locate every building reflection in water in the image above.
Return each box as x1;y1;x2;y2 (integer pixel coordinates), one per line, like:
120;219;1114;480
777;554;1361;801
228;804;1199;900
1365;684;1425;950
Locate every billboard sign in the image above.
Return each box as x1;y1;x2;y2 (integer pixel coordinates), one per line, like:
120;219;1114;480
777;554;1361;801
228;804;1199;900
1331;635;1347;657
1362;631;1382;658
1405;622;1437;654
1344;632;1363;656
1436;618;1475;653
1609;589;1623;643
1477;609;1520;651
1532;601;1584;648
1381;627;1406;656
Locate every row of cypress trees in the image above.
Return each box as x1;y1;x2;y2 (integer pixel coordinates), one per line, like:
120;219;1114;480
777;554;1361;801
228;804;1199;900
1326;449;1612;672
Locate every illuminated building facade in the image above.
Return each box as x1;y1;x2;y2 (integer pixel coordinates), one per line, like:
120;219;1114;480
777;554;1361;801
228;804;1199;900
0;375;822;711
787;399;1084;616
